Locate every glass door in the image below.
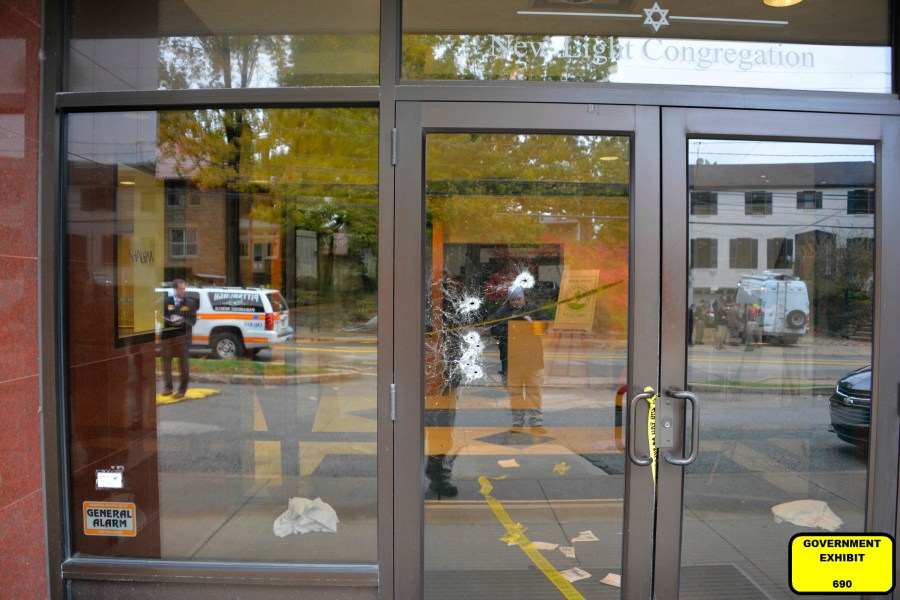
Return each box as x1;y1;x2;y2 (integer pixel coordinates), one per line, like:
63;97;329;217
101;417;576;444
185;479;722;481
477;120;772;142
394;102;662;599
393;104;899;599
656;108;899;600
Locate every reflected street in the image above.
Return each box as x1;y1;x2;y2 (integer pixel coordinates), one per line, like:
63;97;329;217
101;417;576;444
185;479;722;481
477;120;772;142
156;332;869;573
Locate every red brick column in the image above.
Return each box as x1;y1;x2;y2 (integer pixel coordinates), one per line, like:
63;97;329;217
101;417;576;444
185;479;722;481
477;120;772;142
0;0;48;597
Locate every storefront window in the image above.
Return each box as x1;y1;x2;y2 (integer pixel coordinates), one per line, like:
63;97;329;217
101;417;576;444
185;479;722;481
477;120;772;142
402;0;891;92
68;0;379;91
66;107;379;563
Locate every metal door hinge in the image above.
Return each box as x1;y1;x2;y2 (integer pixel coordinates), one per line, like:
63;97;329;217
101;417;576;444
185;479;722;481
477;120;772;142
391;128;397;165
390;382;397;421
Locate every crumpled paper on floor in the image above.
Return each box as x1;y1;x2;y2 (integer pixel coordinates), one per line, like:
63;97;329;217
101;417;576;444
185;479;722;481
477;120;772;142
601;573;622;588
273;497;339;537
771;499;843;532
560;567;591;583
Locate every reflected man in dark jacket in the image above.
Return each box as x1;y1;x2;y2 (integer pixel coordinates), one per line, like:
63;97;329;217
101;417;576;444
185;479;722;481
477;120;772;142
161;278;197;399
424;274;466;498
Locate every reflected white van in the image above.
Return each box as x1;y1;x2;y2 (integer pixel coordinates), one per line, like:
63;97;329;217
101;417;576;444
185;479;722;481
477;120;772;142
735;272;810;345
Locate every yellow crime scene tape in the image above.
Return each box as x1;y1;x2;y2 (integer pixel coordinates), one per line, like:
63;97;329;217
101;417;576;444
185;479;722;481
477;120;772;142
478;476;586;600
427;280;625;337
643;386;659;489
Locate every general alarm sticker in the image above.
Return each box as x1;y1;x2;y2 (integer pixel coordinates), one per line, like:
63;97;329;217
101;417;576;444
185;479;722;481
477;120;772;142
83;501;137;537
790;533;894;594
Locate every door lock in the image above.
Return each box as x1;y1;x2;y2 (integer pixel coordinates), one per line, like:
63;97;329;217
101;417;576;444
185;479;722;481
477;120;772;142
656;393;675;448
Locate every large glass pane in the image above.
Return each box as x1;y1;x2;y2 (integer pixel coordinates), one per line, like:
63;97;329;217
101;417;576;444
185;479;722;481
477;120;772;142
423;133;630;598
684;140;874;598
66;107;379;563
402;0;891;92
68;0;379;91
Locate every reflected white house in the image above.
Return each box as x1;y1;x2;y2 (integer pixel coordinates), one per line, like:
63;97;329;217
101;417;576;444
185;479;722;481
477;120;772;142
687;159;875;304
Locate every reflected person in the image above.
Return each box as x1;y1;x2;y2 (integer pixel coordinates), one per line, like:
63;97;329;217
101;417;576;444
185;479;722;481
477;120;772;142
161;279;197;399
491;286;549;432
727;301;743;346
743;303;762;351
693;299;707;345
714;296;729;349
687;303;695;347
424;275;464;498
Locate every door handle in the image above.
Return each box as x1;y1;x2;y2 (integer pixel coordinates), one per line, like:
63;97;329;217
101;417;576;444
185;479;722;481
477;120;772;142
627;388;656;466
662;388;701;466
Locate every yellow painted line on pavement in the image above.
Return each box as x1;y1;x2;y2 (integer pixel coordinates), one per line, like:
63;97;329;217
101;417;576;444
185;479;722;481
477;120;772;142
252;440;378;480
254;441;283;486
254;397;268;431
479;476;586;600
312;396;377;433
298;441;377;476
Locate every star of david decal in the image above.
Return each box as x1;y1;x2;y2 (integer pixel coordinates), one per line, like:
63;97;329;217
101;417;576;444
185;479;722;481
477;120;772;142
643;2;670;32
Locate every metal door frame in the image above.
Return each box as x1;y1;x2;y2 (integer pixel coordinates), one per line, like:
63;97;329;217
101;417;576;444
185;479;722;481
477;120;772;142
392;101;662;599
655;108;900;599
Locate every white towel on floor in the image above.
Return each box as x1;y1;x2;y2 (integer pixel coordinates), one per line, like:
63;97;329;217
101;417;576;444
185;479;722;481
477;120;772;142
771;499;843;532
273;497;339;537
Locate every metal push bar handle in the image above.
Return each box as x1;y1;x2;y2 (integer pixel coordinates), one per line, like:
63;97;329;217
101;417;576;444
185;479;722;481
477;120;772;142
663;388;701;466
627;389;656;466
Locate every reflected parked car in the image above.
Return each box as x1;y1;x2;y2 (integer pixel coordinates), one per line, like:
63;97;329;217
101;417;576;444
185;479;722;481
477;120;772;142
828;366;871;447
156;286;293;359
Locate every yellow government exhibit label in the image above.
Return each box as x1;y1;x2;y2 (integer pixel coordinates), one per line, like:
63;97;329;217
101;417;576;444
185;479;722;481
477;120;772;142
790;533;894;594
